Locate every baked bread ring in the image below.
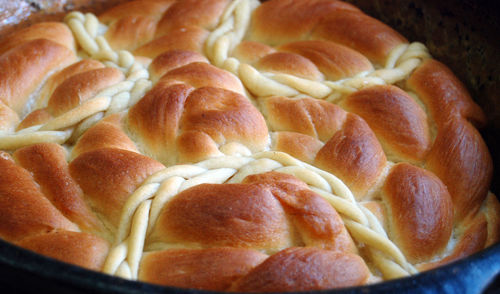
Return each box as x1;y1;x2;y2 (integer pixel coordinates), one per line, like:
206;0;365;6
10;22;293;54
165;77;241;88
0;0;498;291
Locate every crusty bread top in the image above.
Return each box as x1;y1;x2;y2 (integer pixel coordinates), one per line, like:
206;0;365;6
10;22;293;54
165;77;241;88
0;151;78;242
0;0;498;292
0;38;75;114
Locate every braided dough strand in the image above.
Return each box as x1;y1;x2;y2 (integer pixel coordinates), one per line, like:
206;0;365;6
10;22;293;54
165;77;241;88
206;0;431;102
0;13;153;150
102;151;417;280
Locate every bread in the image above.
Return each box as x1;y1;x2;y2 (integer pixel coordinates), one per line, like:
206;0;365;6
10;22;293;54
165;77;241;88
0;0;498;292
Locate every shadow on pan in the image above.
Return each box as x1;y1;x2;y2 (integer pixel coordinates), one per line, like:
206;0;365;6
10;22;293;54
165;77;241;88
0;238;499;294
0;0;499;293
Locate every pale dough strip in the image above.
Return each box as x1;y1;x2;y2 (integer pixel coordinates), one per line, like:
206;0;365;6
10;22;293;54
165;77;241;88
0;12;152;150
102;151;417;280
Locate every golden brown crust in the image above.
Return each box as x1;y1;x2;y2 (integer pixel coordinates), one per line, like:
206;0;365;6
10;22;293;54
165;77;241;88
485;193;500;247
0;22;75;55
250;0;405;64
152;171;357;255
128;83;192;164
0;39;75;114
129;75;267;164
232;41;276;65
13;143;103;233
0;0;496;290
69;148;165;227
179;87;268;153
38;59;105;106
47;67;124;116
139;248;268;291
263;96;346;142
250;0;360;45
175;131;221;163
17;108;53;130
72;114;138;159
278;40;373;80
99;0;175;24
342;85;431;162
425;118;493;221
17;231;109;271
0;151;78;242
159;62;245;95
134;25;209;58
232;247;370;292
155;0;230;37
243;172;356;253
273;132;323;164
151;183;292;250
315;114;387;198
149;50;209;82
255;52;324;81
105;15;158;51
312;10;407;64
407;59;486;128
383;163;453;263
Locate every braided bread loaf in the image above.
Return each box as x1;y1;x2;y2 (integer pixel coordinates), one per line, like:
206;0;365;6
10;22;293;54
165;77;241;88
0;0;499;291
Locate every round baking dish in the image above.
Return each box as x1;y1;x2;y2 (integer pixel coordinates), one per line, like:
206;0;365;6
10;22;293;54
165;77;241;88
0;0;499;293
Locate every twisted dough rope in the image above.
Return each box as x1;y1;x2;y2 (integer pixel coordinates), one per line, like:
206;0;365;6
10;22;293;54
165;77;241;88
205;0;260;66
204;8;434;277
205;0;431;102
0;13;152;150
102;151;417;281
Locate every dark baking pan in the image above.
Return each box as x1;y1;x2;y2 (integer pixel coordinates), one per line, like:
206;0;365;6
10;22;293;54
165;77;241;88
0;237;498;294
0;0;499;293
